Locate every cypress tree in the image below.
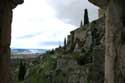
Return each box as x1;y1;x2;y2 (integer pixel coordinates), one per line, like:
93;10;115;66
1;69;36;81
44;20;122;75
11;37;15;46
64;38;67;50
18;61;26;81
80;20;83;27
84;9;89;25
64;38;66;47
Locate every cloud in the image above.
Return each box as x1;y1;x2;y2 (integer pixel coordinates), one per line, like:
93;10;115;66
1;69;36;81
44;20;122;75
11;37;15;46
11;0;98;49
16;32;42;39
11;5;76;49
11;20;75;49
40;41;63;46
47;0;98;26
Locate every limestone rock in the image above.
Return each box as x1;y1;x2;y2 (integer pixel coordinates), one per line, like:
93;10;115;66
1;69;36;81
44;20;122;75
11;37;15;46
88;0;125;83
12;0;24;9
88;0;108;8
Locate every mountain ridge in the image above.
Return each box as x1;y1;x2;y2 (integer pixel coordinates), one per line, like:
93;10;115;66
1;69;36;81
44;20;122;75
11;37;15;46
11;48;48;54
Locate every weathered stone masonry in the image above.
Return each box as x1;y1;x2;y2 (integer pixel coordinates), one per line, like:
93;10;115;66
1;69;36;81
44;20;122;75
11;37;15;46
89;0;125;83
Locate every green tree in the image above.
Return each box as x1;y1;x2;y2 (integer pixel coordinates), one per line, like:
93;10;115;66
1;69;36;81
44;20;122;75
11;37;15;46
64;37;67;49
84;9;89;25
80;20;83;27
18;61;26;81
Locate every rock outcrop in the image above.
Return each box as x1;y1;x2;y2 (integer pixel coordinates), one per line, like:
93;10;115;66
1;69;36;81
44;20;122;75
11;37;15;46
64;17;105;83
20;16;105;83
0;0;23;83
89;0;125;83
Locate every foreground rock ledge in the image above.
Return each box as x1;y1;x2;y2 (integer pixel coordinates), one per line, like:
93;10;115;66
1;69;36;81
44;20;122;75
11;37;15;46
88;0;125;83
0;0;23;83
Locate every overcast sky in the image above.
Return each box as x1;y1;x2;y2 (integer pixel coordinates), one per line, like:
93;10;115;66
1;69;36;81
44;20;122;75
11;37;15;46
11;0;98;49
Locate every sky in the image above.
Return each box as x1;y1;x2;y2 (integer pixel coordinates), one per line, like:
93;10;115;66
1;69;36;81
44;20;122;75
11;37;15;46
11;0;98;49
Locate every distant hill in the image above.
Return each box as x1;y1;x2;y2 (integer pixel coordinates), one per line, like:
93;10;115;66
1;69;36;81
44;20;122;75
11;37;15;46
11;48;48;54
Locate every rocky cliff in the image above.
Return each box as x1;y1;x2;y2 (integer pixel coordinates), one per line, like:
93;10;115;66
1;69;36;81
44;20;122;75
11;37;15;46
12;16;106;83
89;0;125;83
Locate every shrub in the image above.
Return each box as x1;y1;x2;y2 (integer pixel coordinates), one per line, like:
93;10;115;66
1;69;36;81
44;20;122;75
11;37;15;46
73;52;92;66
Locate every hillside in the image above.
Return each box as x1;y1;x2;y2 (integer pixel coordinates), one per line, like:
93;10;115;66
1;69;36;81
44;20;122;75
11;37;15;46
11;16;106;83
11;49;47;54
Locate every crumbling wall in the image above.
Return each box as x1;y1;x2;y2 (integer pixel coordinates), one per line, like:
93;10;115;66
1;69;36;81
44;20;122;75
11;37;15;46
65;17;105;83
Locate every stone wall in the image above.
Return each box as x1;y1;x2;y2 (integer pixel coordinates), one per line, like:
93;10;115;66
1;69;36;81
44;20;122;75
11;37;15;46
63;17;105;83
98;9;105;18
55;54;90;83
89;0;125;83
66;17;105;53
